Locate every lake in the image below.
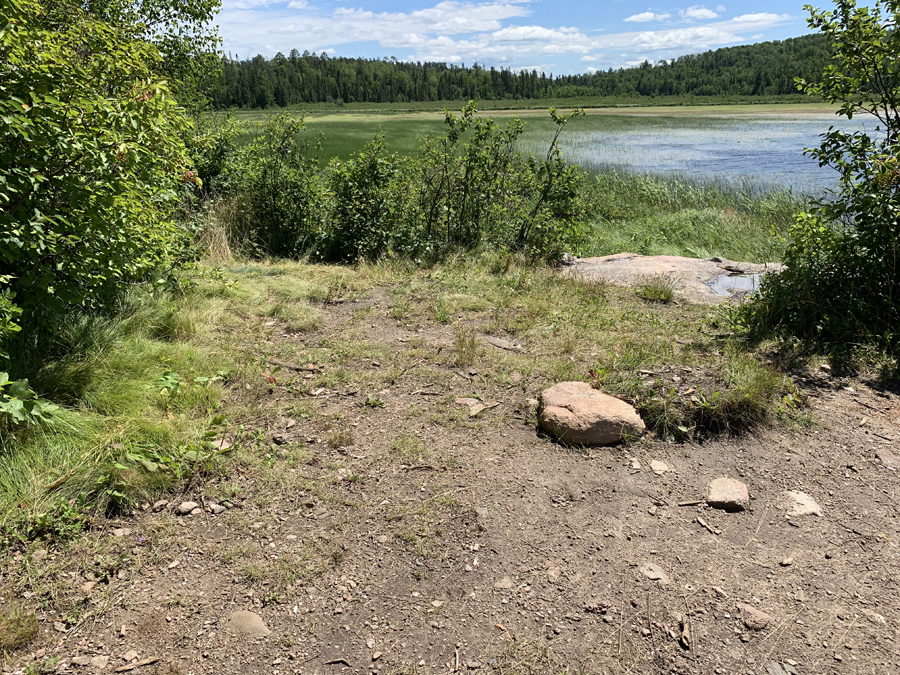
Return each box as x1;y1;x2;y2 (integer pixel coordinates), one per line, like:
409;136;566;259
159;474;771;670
549;113;875;195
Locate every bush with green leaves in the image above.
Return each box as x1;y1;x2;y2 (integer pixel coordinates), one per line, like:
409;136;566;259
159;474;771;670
228;113;325;258
741;0;900;354
0;0;196;349
221;103;588;263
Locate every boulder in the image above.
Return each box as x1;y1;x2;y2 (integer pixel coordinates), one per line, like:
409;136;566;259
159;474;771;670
538;382;645;446
706;478;750;512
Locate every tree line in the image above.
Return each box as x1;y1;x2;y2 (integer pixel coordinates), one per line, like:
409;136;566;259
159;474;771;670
213;34;831;109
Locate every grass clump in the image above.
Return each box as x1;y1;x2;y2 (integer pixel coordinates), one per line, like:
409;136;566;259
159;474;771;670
0;604;38;651
635;275;676;303
453;322;478;367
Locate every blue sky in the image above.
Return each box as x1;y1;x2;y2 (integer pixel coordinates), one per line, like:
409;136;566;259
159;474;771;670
218;1;816;73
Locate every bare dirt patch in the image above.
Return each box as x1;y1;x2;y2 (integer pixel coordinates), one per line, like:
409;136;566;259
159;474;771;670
3;269;898;675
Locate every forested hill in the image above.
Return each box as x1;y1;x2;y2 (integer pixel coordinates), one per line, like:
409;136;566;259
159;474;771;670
213;34;830;109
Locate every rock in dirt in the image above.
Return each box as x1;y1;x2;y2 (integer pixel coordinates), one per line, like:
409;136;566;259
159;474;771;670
538;382;645;446
176;501;198;515
765;663;788;675
122;650;138;662
639;563;671;584
706;478;750;512
650;460;669;475
151;500;168;513
738;603;774;631
493;576;515;590
228;610;271;637
877;449;899;469
783;490;823;517
72;656;92;666
208;503;226;514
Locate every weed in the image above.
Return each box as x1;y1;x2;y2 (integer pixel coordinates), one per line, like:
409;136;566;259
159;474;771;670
327;429;354;449
0;604;38;650
453;322;478;367
364;394;386;408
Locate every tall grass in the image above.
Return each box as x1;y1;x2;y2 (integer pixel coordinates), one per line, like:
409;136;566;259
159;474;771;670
579;170;806;262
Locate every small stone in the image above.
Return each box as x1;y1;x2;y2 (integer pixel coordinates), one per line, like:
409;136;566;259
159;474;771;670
639;563;671;584
31;549;48;562
366;639;376;649
765;663;787;675
122;650;138;662
152;500;169;512
372;652;382;661
784;490;823;517
493;576;515;590
273;434;288;445
648;505;658;516
209;503;226;514
510;372;523;383
431;600;444;607
466;661;482;670
738;603;774;631
780;557;794;567
189;507;202;516
112;528;131;537
177;501;198;515
81;581;96;593
376;535;388;543
228;610;271;637
630;458;641;470
876;449;899;469
90;656;109;669
650;460;669;475
72;656;92;666
475;506;489;518
784;665;798;675
707;478;750;512
538;382;645;445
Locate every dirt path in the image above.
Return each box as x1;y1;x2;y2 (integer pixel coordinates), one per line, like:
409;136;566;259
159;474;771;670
6;287;900;675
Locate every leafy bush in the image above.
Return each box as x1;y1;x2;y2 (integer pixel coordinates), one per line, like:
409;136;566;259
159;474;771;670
740;0;900;354
218;103;588;263
229;113;324;257
0;0;196;347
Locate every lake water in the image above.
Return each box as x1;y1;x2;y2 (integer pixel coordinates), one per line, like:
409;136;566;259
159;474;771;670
554;114;875;195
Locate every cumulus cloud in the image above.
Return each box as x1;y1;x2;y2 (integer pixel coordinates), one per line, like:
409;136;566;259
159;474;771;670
623;11;671;23
631;26;740;51
217;0;792;73
681;6;718;20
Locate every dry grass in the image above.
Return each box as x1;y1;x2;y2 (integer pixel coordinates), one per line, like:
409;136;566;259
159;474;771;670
0;604;38;651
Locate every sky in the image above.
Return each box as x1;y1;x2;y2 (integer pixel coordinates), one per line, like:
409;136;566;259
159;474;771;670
217;1;818;74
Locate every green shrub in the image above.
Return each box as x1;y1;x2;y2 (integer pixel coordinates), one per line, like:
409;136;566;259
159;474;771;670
0;0;196;346
740;0;900;354
229;113;324;257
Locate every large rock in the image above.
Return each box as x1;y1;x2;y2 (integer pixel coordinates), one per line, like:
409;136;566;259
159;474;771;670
538;382;645;446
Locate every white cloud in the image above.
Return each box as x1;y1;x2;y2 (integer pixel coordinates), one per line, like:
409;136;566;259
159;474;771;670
730;12;791;26
681;6;718;20
623;11;671;23
286;0;309;8
491;25;584;42
631;26;740;51
585;66;598;73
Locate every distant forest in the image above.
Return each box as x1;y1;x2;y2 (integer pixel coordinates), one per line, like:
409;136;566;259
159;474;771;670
212;34;831;109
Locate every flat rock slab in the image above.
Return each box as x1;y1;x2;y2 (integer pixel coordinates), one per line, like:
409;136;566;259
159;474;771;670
565;253;782;305
228;610;271;637
707;477;750;512
783;490;823;517
539;381;645;446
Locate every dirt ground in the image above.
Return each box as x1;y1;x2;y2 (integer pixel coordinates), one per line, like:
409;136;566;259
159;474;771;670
4;282;900;675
